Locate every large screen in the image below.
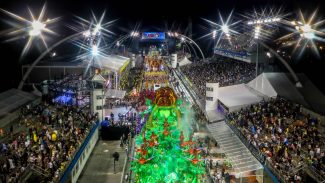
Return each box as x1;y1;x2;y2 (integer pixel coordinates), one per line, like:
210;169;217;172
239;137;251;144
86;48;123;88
142;32;165;40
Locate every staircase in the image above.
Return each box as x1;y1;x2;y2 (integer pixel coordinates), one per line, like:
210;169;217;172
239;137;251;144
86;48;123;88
207;121;263;174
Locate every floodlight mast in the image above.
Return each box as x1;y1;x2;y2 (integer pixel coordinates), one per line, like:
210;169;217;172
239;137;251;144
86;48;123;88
246;17;301;87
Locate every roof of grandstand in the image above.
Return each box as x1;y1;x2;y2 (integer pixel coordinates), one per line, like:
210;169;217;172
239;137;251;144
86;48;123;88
0;88;38;120
248;72;325;115
94;54;130;72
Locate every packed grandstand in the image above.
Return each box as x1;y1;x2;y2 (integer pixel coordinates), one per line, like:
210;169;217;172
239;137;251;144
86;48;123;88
1;2;325;182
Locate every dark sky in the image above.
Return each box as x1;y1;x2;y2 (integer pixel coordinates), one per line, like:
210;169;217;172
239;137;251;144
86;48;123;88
0;0;324;93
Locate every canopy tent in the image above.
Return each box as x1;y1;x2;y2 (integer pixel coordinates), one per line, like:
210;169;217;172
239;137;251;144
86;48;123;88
248;72;325;114
91;73;106;83
0;89;37;118
178;56;192;66
218;84;262;112
105;89;126;99
0;89;38;129
93;54;130;72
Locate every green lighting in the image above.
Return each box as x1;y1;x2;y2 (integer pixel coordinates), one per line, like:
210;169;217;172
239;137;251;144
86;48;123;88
132;88;205;183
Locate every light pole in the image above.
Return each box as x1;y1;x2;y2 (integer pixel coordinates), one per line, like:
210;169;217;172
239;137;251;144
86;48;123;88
254;25;261;77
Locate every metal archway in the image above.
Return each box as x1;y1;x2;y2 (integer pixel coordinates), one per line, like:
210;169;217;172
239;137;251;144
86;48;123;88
258;41;302;87
18;32;83;90
181;35;205;62
184;41;198;59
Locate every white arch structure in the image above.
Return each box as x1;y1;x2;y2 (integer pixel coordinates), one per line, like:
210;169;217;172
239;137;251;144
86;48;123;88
18;32;84;90
18;32;138;90
177;34;206;62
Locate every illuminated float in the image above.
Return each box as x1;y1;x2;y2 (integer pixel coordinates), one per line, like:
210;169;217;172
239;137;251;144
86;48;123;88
131;87;205;182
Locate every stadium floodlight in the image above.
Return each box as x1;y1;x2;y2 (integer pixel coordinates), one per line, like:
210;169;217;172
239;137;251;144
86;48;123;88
254;26;261;39
247;17;281;25
29;21;46;36
202;9;240;42
276;9;325;58
130;31;139;37
83;30;91;37
221;25;229;35
91;45;98;56
93;24;101;35
0;3;59;58
212;30;217;39
299;24;315;39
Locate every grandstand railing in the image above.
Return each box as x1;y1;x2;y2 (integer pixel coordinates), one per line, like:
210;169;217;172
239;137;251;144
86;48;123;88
173;68;209;120
58;121;99;183
265;159;288;183
224;118;324;183
18;164;50;183
175;68;203;100
224;119;266;165
225;119;290;182
305;165;325;183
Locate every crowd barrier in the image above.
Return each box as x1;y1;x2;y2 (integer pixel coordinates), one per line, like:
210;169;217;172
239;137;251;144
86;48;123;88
305;165;325;182
59;121;100;183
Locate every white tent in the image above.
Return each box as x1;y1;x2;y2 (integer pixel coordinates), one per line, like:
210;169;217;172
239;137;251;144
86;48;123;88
105;89;126;99
91;73;106;83
247;73;277;98
178;56;192;66
94;54;130;72
218;84;262;112
247;72;310;108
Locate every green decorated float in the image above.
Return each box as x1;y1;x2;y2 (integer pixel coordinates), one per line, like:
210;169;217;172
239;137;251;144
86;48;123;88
131;87;205;183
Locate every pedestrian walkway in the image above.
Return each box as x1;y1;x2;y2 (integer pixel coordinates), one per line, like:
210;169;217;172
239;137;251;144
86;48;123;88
77;140;127;183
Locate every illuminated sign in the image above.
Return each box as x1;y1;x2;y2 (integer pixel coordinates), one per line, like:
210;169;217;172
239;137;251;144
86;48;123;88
142;32;165;40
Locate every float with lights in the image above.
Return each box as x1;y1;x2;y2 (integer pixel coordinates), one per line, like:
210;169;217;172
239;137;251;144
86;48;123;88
131;87;205;183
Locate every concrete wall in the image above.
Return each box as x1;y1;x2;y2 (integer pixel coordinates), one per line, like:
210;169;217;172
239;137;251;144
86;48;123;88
91;89;104;121
59;122;99;183
71;125;99;183
205;83;219;111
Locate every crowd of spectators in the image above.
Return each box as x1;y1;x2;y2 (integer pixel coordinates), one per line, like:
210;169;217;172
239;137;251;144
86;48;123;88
180;58;255;96
215;37;251;55
226;97;325;182
0;102;97;183
215;33;253;55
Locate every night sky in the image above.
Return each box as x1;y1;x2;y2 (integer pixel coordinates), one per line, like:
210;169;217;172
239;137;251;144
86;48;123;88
0;0;324;93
